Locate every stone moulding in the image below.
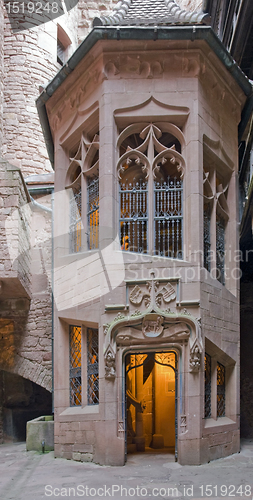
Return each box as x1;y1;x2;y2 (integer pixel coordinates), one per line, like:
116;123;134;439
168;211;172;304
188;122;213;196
103;301;202;359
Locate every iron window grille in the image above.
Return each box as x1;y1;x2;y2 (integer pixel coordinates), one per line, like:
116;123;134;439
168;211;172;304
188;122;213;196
87;176;99;250
87;328;99;405
204;353;211;418
69;325;82;406
204;206;211;272
120;180;148;253
216;215;225;285
154;177;183;258
118;123;185;258
70;188;82;253
217;361;225;417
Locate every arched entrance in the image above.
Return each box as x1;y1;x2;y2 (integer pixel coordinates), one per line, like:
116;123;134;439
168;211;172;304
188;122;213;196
125;351;177;459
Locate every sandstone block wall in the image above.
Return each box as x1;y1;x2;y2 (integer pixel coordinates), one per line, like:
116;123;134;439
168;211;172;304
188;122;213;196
0;160;52;393
2;8;78;176
0;0;4;150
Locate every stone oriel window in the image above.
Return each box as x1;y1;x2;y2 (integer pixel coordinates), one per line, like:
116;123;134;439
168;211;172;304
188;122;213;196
217;361;225;417
69;325;82;406
204;353;212;418
87;328;99;405
118;123;184;258
66;132;99;253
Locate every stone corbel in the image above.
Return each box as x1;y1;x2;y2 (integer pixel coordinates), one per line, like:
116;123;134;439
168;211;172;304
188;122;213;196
104;344;116;380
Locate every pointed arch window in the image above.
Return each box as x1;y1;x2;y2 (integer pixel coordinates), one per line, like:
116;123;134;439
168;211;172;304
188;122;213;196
66;133;99;252
118;123;185;258
203;166;230;285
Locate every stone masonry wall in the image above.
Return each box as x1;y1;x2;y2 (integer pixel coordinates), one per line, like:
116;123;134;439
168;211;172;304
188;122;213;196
0;159;31;294
2;8;79;176
0;0;4;150
0;160;52;392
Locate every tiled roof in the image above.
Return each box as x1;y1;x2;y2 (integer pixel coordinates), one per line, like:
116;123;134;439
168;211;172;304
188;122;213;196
93;0;209;27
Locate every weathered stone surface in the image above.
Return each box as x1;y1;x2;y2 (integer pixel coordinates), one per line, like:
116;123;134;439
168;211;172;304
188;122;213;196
26;415;54;452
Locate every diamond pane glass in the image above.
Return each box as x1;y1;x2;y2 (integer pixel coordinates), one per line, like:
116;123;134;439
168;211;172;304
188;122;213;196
217;361;225;417
154;177;183;258
87;176;99;250
69;326;82;406
204;205;211;272
216;216;225;285
205;353;211;418
87;328;99;405
70;188;82;253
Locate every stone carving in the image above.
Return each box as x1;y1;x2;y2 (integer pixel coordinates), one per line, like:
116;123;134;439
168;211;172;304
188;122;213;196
117;122;185;185
189;339;202;372
180;415;187;434
104;345;116;380
163;322;190;340
117;421;125;437
115;320;190;346
155;283;176;307
103;52;205;81
114;312;125;321
163;307;171;314
130;309;142;317
65;133;99;189
103;323;111;336
142;315;163;338
129;276;176;311
183;308;191;316
129;285;145;306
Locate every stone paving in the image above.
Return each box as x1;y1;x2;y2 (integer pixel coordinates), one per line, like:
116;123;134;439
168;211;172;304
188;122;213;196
0;440;253;500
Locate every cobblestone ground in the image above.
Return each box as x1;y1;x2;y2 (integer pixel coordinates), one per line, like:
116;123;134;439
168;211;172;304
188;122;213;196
0;440;253;500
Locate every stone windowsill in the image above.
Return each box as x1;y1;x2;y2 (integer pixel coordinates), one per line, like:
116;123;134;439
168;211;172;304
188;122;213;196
60;405;99;417
203;416;237;434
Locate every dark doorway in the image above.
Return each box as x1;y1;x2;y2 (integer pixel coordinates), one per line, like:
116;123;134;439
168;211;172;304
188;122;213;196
0;370;52;443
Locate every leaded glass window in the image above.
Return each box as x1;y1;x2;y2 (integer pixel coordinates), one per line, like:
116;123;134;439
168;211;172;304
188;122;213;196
217;361;225;417
87;176;99;250
203;205;211;272
70;188;82;253
69;326;82;406
216;215;225;285
67;132;99;253
87;328;99;405
154;176;183;258
205;353;211;418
